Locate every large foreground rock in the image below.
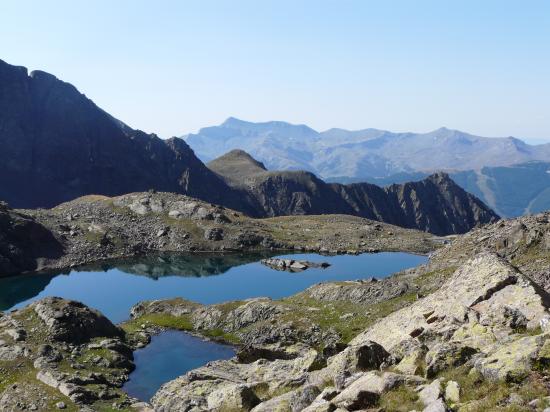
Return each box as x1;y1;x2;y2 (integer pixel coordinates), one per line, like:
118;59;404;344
32;297;123;343
351;253;550;354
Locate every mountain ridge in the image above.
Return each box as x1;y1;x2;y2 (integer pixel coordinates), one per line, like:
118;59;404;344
184;117;550;178
0;59;251;214
207;150;499;235
0;59;498;234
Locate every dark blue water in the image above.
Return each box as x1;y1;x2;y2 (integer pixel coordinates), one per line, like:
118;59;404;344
0;252;426;323
123;330;235;401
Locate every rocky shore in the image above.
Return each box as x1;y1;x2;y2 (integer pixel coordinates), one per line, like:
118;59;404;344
0;192;438;277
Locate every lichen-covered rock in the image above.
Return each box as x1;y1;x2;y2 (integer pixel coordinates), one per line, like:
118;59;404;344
331;371;424;409
425;342;478;378
474;334;550;381
327;342;391;388
445;380;460;404
32;297;122;343
152;350;324;411
351;254;550;356
251;385;320;412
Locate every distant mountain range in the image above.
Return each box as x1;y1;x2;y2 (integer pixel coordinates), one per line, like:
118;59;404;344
184;118;550;217
0;58;498;234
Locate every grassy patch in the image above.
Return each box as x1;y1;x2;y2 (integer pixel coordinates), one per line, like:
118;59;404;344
282;291;419;344
122;313;194;333
439;366;549;411
202;328;241;344
160;215;204;238
378;385;423;412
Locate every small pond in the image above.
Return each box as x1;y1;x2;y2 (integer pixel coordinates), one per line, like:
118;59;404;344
123;330;235;401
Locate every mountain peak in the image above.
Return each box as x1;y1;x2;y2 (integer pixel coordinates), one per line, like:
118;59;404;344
207;149;268;183
221;117;252;128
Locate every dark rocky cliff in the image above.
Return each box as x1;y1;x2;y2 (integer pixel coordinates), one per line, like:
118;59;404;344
0;59;247;212
209;150;500;235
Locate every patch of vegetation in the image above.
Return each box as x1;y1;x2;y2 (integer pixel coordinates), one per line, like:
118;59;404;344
438;366;549;411
282;291;419;344
122;313;194;333
378;385;423;412
160;214;204;239
202;328;241;344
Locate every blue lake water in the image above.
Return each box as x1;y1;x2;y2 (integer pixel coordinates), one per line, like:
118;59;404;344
0;251;427;401
123;330;235;401
0;252;427;323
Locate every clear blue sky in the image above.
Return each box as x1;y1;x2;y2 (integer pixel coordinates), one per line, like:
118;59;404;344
1;1;549;142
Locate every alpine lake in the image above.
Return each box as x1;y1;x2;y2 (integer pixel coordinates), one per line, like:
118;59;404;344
0;251;427;401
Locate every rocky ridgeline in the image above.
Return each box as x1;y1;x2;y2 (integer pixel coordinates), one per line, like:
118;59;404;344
0;192;436;277
260;258;330;272
207;150;499;236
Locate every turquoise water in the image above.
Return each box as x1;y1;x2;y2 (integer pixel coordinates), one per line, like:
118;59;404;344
123;330;235;401
0;252;426;323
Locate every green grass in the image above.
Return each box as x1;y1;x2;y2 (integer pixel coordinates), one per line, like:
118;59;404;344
378;385;423;412
122;313;194;333
438;366;549;412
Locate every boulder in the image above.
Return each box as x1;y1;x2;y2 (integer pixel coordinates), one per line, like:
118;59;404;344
445;380;460;404
32;297;122;343
327;341;390;387
351;254;550;356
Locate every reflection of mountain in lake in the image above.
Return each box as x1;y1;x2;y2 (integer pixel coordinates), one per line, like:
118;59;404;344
0;272;56;310
79;252;282;280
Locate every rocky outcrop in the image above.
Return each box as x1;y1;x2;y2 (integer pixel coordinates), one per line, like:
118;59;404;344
32;297;123;343
429;210;550;289
0;191;437;277
209;150;499;235
260;258;330;272
0;298;134;410
0;201;63;275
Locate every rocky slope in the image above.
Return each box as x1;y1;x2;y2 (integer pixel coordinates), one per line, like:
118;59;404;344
0;59;248;213
0;191;436;277
0;201;64;276
208;150;499;235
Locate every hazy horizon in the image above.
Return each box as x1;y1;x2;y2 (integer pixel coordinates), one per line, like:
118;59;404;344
1;1;549;143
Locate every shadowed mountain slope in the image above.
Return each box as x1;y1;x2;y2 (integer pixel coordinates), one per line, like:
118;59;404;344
208;150;499;235
0;59;249;212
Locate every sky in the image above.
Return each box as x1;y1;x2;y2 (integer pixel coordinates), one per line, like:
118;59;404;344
1;1;549;143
